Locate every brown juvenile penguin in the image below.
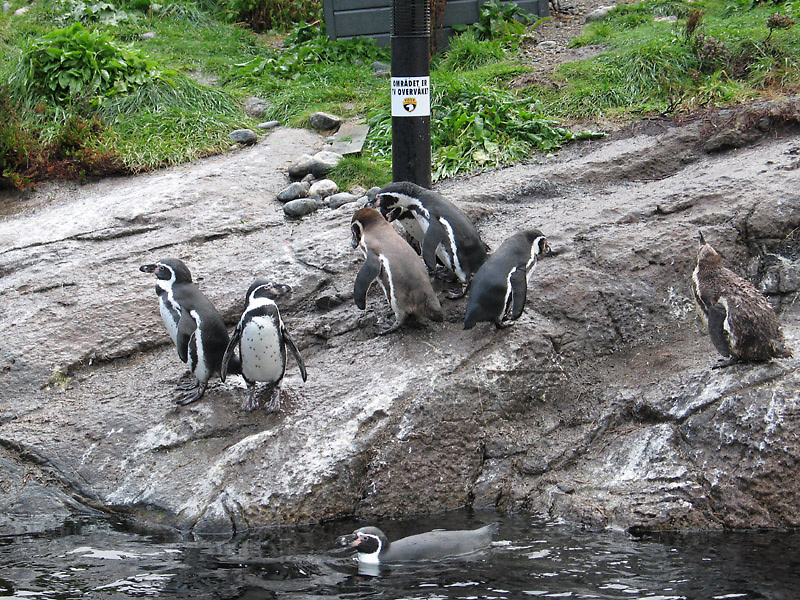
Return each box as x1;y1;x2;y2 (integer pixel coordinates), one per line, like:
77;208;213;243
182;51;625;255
351;207;443;335
691;232;792;368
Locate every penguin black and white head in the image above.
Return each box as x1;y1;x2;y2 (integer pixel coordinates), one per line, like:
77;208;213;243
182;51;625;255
139;258;193;348
336;523;498;566
691;231;792;368
375;181;488;298
351;207;443;335
464;229;551;330
140;258;240;404
221;279;307;413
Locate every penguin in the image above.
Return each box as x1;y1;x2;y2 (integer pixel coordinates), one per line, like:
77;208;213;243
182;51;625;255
464;229;551;330
351;207;443;335
220;279;307;413
139;258;240;404
691;232;792;368
336;523;498;565
375;181;488;298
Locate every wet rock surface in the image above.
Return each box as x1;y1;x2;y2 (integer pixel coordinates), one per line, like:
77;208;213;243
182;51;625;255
1;103;799;536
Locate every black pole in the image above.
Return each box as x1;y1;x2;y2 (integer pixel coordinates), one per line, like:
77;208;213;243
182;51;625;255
391;0;431;188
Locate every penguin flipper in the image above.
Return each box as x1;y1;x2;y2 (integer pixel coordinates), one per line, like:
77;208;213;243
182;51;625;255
220;323;242;383
176;312;197;364
282;328;308;382
422;219;448;272
508;267;528;320
707;302;732;358
354;251;382;310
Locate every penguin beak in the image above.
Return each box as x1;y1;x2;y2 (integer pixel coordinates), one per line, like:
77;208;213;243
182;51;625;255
139;263;157;273
698;230;707;246
336;533;360;548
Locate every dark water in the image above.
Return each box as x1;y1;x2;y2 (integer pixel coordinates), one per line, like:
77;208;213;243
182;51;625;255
2;511;799;599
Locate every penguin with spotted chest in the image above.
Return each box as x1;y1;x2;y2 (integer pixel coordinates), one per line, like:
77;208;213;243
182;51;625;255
691;231;792;368
221;279;307;413
351;207;443;335
139;258;240;404
375;181;488;298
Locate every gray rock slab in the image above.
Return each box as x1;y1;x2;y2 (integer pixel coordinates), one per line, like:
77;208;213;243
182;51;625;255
329;122;370;155
1;105;799;535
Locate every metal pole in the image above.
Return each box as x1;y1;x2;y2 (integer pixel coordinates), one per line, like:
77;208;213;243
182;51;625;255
390;0;431;188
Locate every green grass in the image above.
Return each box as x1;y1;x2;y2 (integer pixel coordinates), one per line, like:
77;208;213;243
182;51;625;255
1;0;799;190
550;0;800;116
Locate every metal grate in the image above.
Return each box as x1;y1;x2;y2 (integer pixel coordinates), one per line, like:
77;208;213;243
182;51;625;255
392;0;430;36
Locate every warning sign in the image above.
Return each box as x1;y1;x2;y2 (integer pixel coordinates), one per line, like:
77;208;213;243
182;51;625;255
391;76;430;117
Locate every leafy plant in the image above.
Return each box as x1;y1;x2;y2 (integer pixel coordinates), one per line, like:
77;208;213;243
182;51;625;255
454;0;537;40
234;21;389;79
55;0;137;25
11;23;162;105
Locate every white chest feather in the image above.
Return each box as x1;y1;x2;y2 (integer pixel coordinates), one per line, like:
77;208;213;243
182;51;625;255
240;317;285;383
157;283;180;345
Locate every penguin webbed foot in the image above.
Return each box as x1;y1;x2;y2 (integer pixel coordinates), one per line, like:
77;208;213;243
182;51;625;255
241;385;260;413
177;382;207;405
263;387;282;414
712;355;739;369
376;318;403;335
494;319;513;330
175;377;199;392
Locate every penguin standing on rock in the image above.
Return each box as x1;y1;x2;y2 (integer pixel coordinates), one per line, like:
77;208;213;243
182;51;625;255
691;232;792;368
140;259;240;404
351;207;443;335
336;523;498;566
464;229;551;330
375;181;488;298
221;279;307;413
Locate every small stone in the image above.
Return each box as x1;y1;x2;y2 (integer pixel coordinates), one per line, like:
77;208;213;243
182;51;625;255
310;150;343;178
283;198;319;218
14;5;29;14
289;154;315;180
654;15;677;23
228;129;258;145
309;112;343;132
258;121;280;130
276;181;311;203
140;32;157;40
585;5;615;22
3;2;13;13
244;96;271;119
309;179;339;200
537;40;558;49
327;192;359;209
371;61;390;78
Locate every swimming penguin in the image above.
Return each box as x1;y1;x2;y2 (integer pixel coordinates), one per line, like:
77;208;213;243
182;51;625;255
336;523;498;566
220;279;307;413
464;229;551;330
375;181;488;297
351;207;444;335
691;232;792;368
140;258;240;404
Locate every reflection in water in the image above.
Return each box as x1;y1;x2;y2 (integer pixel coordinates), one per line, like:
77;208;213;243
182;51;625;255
1;512;798;599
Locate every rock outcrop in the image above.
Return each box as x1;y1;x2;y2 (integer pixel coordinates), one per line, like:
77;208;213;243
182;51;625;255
1;105;798;536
